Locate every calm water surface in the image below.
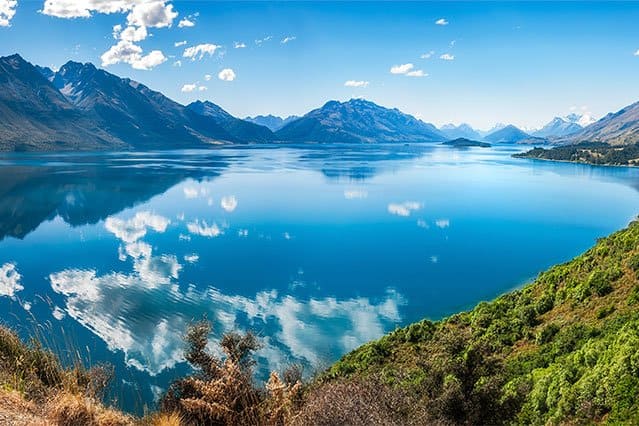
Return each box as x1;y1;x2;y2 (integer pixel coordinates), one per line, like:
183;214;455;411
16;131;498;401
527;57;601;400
1;144;638;412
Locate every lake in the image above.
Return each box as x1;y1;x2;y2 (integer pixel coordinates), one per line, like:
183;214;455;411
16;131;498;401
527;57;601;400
1;143;638;413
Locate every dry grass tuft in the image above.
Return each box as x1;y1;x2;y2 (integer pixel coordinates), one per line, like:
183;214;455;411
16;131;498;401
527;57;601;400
145;412;183;426
47;391;134;426
290;378;429;426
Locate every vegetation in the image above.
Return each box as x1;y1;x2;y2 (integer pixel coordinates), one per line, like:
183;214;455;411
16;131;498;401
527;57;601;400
515;141;639;166
326;220;639;425
3;220;639;424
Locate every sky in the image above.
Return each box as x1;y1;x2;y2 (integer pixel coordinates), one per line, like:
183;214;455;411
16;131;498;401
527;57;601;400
0;1;639;130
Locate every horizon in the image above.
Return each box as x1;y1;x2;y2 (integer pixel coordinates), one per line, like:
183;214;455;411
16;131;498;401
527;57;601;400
1;2;638;129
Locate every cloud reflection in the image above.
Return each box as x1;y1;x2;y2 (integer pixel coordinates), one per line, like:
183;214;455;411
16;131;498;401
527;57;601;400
388;201;422;217
0;263;23;298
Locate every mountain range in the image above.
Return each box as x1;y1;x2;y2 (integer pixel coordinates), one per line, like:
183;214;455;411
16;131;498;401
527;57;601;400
245;115;299;131
274;99;446;143
2;53;639;151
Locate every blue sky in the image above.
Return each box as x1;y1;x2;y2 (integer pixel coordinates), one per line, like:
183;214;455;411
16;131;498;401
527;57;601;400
1;1;638;129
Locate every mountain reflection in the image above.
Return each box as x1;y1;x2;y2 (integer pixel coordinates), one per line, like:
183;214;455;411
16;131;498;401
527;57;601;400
0;151;232;241
0;145;435;241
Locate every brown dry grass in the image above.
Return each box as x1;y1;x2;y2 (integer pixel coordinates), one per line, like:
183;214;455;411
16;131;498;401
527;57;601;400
46;391;134;426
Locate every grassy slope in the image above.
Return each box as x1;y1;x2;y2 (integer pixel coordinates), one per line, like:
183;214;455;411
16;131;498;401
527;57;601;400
326;221;639;425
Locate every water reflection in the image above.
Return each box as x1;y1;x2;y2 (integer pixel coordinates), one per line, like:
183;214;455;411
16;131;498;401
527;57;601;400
49;209;404;376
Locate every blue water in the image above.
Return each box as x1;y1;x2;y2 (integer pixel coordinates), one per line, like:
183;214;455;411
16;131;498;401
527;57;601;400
1;144;638;413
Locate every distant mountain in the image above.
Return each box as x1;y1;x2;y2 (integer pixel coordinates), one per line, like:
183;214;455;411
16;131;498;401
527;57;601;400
484;124;532;144
0;54;125;151
533;116;583;138
187;101;274;143
439;123;483;141
563;101;639;146
275;99;446;143
478;123;507;138
245;114;299;131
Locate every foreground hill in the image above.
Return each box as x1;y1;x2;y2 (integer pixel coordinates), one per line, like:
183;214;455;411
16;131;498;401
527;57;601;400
327;220;639;424
275;99;446;143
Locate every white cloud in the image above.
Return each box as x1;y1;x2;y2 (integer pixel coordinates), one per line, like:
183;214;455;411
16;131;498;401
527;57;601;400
281;35;296;44
174;40;187;47
255;35;272;45
0;263;23;298
220;195;238;212
183;43;220;60
126;1;177;28
184;254;199;264
387;201;422;217
435;219;450;228
420;50;435;59
435;18;448;25
115;25;148;42
390;63;414;74
172;60;181;67
406;70;427;77
234;42;246;49
0;0;17;26
101;40;167;70
181;83;196;92
218;68;236;81
238;229;248;237
416;219;429;228
635;49;639;56
198;85;207;91
390;63;426;78
440;53;455;61
204;74;212;81
178;17;194;27
187;219;222;237
41;0;134;18
344;80;369;88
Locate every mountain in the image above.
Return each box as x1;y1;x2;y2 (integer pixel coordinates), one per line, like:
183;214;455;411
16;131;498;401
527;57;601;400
245;114;299;131
0;54;279;151
533;117;582;138
533;115;586;138
439;123;483;141
478;123;507;138
0;54;125;151
484;124;532;143
51;60;236;148
563;100;639;146
275;99;446;143
186;101;274;143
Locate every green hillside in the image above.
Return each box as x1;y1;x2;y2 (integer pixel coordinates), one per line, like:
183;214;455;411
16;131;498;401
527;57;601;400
326;220;639;425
